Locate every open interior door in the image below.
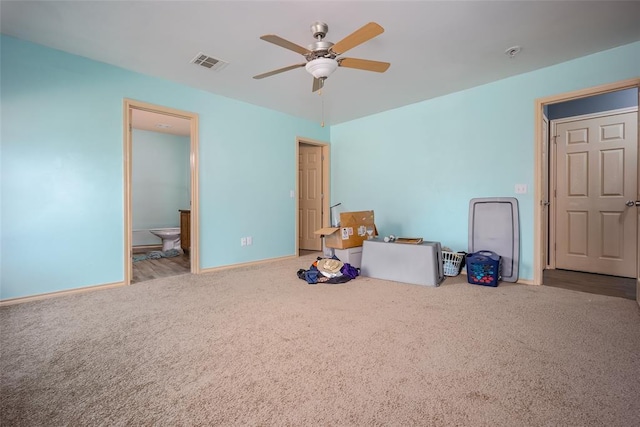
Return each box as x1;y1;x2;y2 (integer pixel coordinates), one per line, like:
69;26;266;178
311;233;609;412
636;88;640;306
299;144;323;251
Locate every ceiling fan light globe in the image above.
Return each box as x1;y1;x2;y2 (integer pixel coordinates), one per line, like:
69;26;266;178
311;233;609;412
305;58;338;79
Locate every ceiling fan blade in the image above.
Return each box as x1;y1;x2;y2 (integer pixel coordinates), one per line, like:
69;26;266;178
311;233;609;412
338;58;390;73
253;63;305;79
330;22;384;55
260;35;312;56
312;77;324;92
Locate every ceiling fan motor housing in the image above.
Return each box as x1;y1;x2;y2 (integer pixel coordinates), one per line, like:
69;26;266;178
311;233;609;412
307;40;335;59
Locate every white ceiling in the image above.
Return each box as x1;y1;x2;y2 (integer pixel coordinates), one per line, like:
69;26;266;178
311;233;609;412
131;109;191;137
2;1;639;125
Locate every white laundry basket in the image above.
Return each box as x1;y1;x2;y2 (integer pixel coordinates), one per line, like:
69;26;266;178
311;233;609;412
442;251;464;277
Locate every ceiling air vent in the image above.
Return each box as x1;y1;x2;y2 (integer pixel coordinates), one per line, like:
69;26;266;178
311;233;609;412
191;52;228;71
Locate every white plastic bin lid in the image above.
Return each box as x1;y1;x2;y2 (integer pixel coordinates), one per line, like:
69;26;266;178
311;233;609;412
468;197;520;282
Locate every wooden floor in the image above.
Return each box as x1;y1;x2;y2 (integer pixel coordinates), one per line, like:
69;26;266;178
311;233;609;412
544;269;636;300
133;248;315;284
299;249;322;257
132;249;190;284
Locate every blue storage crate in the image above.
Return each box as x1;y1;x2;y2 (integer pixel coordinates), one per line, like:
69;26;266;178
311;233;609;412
466;250;501;287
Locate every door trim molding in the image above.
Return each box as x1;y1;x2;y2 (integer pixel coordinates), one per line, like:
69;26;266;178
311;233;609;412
123;99;200;285
541;113;552;269
296;137;330;255
534;77;640;286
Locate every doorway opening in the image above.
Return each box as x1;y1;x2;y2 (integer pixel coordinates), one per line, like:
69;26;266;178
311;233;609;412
296;137;330;256
123;99;200;285
534;78;640;300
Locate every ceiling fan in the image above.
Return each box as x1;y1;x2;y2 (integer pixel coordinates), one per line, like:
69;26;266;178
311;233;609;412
253;21;390;92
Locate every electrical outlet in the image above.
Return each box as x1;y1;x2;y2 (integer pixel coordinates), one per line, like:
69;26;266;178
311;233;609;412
515;184;528;194
246;236;253;245
241;237;247;246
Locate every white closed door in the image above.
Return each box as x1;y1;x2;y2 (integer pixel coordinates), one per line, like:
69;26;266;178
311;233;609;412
555;110;638;278
299;144;323;251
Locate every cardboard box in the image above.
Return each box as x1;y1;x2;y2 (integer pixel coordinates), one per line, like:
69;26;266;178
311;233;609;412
314;210;377;249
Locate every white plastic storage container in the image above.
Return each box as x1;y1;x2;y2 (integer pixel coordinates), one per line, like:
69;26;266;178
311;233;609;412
334;247;363;268
360;239;444;287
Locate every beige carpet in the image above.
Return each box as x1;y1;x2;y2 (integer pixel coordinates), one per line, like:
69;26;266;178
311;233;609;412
2;253;639;426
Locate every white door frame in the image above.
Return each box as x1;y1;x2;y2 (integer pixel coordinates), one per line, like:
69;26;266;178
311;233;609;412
541;113;551;269
123;99;200;284
533;78;640;286
296;137;330;255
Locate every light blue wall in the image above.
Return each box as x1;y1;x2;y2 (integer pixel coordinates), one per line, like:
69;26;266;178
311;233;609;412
132;129;190;246
0;35;328;300
1;35;638;299
330;41;640;281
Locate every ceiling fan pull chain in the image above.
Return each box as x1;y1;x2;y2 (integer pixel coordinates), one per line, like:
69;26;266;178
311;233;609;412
320;89;325;128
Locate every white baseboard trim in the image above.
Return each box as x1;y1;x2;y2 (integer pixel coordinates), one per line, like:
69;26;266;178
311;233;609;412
132;244;162;254
199;254;298;274
0;281;127;307
2;255;299;306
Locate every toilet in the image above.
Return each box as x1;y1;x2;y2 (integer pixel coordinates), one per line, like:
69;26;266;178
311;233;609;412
149;228;181;251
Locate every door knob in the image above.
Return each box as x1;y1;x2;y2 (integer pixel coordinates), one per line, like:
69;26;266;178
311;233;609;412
625;200;640;207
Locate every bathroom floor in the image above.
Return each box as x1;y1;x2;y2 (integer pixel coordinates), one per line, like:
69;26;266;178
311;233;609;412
131;249;190;284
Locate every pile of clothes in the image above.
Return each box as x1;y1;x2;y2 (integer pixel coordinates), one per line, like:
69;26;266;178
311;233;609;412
297;256;360;285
